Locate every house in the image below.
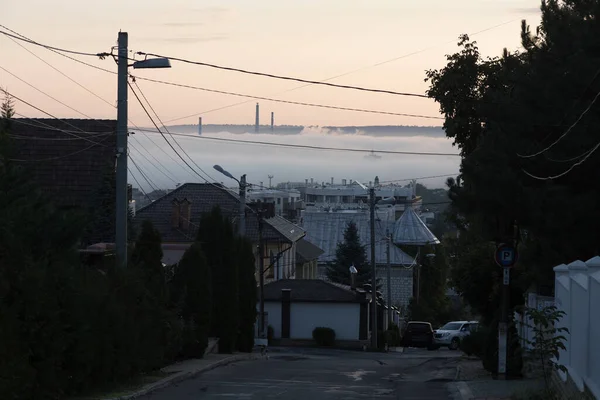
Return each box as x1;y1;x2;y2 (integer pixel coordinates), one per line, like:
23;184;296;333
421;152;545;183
134;183;305;279
295;238;324;279
260;279;370;345
9;118;118;245
300;209;415;309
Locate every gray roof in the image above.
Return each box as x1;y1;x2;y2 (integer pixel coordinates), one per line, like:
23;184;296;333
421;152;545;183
393;207;440;246
295;239;325;264
263;279;365;303
134;183;289;244
263;215;305;243
300;212;414;266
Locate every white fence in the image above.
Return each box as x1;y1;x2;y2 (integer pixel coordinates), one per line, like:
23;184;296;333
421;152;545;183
554;256;600;399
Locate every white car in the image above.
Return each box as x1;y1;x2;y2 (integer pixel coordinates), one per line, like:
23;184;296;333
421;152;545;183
433;321;479;350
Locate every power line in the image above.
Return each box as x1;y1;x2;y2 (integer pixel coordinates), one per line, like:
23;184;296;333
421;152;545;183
0;64;96;118
131;80;218;183
1;88;109;146
128;81;216;183
10;115;113;138
133;75;443;121
129;141;179;184
135;51;429;98
518;88;600;159
522;139;600;181
127;166;153;202
0;26;109;58
128;153;160;193
132;127;461;157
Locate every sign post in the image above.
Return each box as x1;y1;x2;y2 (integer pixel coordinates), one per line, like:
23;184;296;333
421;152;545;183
494;243;518;379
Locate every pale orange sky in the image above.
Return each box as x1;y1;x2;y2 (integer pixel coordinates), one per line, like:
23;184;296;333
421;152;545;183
2;0;542;127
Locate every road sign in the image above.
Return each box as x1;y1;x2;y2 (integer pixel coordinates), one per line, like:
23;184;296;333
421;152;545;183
495;243;518;267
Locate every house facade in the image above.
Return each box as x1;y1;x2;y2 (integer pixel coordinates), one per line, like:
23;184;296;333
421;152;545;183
134;183;305;279
260;279;369;344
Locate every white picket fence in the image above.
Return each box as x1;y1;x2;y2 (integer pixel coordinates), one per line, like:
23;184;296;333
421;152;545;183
554;256;600;399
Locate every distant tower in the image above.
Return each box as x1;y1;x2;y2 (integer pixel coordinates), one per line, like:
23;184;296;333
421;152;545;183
268;174;274;188
374;176;379;187
271;112;274;132
255;103;260;133
198;117;202;135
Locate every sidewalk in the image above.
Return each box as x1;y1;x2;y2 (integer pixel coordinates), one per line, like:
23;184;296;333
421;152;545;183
74;352;259;400
451;358;544;400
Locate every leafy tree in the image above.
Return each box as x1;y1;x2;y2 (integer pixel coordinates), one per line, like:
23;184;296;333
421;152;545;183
131;220;166;301
196;206;239;353
326;221;372;287
425;1;600;312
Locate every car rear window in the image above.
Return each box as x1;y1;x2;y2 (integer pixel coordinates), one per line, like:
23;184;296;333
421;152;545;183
407;323;432;333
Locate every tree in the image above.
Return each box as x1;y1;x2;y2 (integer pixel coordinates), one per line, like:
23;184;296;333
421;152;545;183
425;1;600;306
170;242;212;358
196;206;239;353
236;236;257;352
131;220;166;301
326;221;372;287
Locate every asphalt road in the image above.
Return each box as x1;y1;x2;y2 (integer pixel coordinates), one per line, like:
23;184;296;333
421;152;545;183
142;347;461;400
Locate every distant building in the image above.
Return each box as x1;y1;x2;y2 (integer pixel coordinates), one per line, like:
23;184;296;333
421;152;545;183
247;188;303;221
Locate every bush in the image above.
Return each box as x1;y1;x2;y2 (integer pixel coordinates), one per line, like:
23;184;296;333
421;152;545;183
460;326;487;357
312;327;336;346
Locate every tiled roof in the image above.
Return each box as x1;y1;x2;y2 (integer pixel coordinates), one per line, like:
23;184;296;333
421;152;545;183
295;238;324;264
9;118;117;208
134;183;292;243
263;279;364;303
300;212;414;266
393;207;440;245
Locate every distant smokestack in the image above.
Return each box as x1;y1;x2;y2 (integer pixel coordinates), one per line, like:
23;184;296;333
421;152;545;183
310;178;314;184
331;177;334;185
271;112;274;132
198;117;202;135
342;179;347;185
305;178;308;186
255;103;259;133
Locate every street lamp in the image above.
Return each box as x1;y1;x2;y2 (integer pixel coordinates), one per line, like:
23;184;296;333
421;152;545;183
213;164;247;237
115;31;171;269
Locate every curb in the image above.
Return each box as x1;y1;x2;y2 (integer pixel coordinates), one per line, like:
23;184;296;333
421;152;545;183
455;381;474;400
103;354;259;400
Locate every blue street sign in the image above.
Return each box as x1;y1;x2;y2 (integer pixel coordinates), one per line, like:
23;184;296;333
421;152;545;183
495;243;518;267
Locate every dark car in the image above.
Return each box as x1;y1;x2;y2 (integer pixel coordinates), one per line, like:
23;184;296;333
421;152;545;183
401;321;436;349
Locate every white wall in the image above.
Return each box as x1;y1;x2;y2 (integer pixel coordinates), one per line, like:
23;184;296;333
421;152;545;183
554;257;600;399
290;302;360;341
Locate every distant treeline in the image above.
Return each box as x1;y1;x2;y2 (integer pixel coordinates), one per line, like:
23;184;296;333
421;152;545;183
163;124;444;137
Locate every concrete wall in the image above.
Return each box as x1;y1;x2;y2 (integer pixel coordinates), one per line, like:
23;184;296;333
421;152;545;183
290;302;360;341
554;257;600;400
317;265;413;310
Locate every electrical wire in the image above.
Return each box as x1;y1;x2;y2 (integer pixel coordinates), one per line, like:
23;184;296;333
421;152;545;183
129;142;178;184
522;139;600;181
0;27;109;58
131;79;218;183
132;75;443;120
135;51;429;98
10;115;113;138
1;88;108;146
128;153;160;193
130;137;179;183
127;166;153;202
132;127;461;157
518;88;600;158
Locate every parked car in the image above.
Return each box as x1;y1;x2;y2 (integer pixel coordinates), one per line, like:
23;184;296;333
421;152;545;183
433;320;479;350
401;321;436;349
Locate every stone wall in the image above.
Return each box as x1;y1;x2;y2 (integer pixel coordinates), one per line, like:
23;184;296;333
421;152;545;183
317;265;413;310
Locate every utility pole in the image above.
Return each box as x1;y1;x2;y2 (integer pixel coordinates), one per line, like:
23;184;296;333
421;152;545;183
115;31;129;268
386;228;392;326
258;209;266;338
369;187;378;349
239;174;247;237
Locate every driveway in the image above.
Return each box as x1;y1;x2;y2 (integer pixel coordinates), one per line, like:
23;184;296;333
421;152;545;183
141;347;461;399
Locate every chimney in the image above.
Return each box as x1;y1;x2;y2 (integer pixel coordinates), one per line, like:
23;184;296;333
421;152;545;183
331;177;334;185
198;117;202;135
271;112;274;132
310;178;314;185
255;103;260;133
342;179;347;185
305;178;308;186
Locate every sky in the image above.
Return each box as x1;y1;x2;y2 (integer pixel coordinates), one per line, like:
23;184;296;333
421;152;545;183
2;1;543;190
2;0;542;127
